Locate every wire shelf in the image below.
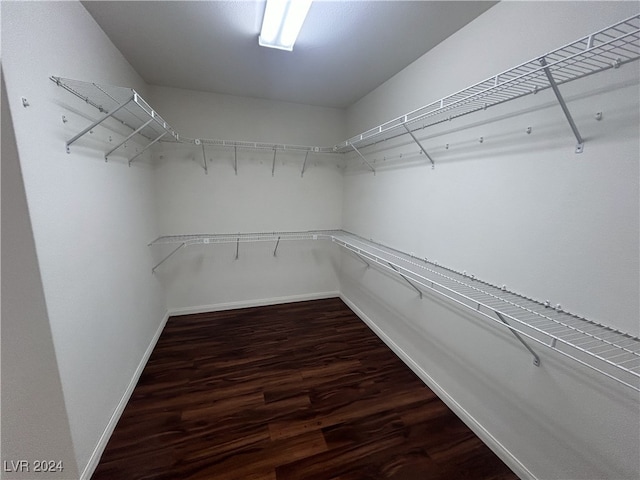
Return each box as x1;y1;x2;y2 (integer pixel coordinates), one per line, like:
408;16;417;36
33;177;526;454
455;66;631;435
149;230;640;392
51;77;333;157
148;230;339;247
332;14;640;153
52;15;639;163
51;76;179;144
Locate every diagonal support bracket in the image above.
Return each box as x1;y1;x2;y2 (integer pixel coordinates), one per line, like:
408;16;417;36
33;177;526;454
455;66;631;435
388;263;423;299
234;146;238;175
272;149;277;176
540;56;584;154
496;311;541;366
201;141;208;175
152;243;185;273
350;143;376;174
273;236;281;257
349;249;371;268
129;132;167;166
402;123;435;169
301;151;309;177
105;117;153;161
66;95;135;153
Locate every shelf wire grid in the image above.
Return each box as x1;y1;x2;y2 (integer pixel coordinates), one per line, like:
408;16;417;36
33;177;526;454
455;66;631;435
178;137;335;155
148;230;640;391
51;76;179;143
333;14;640;153
331;231;640;391
53;16;639;159
148;230;340;247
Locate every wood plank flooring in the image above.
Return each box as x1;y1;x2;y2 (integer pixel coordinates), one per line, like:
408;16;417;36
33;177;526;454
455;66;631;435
92;298;518;480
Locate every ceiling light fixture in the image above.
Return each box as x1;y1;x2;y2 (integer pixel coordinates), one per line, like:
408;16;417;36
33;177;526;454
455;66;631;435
259;0;313;51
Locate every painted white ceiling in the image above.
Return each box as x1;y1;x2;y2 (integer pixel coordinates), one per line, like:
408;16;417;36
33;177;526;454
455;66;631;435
82;1;497;108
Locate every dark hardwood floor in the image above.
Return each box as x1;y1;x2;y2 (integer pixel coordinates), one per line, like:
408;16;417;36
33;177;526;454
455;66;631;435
92;298;518;480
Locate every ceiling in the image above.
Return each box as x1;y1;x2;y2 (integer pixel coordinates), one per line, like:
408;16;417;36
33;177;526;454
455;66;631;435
82;1;497;108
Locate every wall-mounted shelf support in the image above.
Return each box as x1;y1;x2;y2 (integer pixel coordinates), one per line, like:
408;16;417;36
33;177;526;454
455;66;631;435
389;262;423;299
234;146;238;175
301;151;309;177
350;143;376;174
539;56;585;154
66;96;134;153
152;242;185;273
129;132;167;166
235;237;240;260
201;142;208;174
272;149;277;176
105;117;154;161
496;311;541;366
402;123;435;169
348;249;371;268
273;236;281;257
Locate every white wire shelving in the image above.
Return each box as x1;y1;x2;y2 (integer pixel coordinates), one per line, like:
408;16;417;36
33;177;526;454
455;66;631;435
149;230;640;393
52;15;640;171
333;14;640;163
50;76;180;164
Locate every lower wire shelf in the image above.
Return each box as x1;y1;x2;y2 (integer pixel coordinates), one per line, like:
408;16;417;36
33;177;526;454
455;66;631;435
149;230;640;392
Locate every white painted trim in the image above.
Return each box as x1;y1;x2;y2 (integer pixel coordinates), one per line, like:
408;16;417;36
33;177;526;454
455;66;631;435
80;312;171;480
339;293;537;480
167;291;340;316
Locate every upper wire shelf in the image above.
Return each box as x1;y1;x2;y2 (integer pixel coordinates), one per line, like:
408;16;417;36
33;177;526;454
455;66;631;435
51;76;179;158
51;15;640;167
149;230;640;393
332;14;640;154
51;76;332;160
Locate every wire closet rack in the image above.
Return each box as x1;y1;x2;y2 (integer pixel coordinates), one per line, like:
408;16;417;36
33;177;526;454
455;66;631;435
149;230;640;394
332;14;640;163
52;14;640;169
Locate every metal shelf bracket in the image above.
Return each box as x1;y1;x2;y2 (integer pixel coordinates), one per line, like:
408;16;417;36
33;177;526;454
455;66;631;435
152;242;185;273
200;141;208;175
129;132;167;166
235;237;239;260
272;149;277;176
496;312;541;366
105;117;154;161
349;249;371;268
273;236;281;257
388;262;423;299
234;146;238;175
402;124;435;169
539;56;585;154
66;95;135;153
350;144;376;174
301;151;309;177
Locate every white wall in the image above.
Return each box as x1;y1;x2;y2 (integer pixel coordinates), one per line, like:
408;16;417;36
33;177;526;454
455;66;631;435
342;2;639;479
1;70;79;480
1;2;167;478
148;86;345;311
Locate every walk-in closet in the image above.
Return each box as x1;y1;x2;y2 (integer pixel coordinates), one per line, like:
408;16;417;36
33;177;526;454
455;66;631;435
2;1;639;479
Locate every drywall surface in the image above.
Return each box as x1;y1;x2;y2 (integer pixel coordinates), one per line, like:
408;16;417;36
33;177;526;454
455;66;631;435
149;86;344;310
345;0;639;335
1;2;167;477
342;1;640;479
2;71;79;479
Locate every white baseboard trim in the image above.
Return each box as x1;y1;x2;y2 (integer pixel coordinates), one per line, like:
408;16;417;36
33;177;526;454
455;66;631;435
339;293;536;480
167;291;341;317
80;311;171;480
